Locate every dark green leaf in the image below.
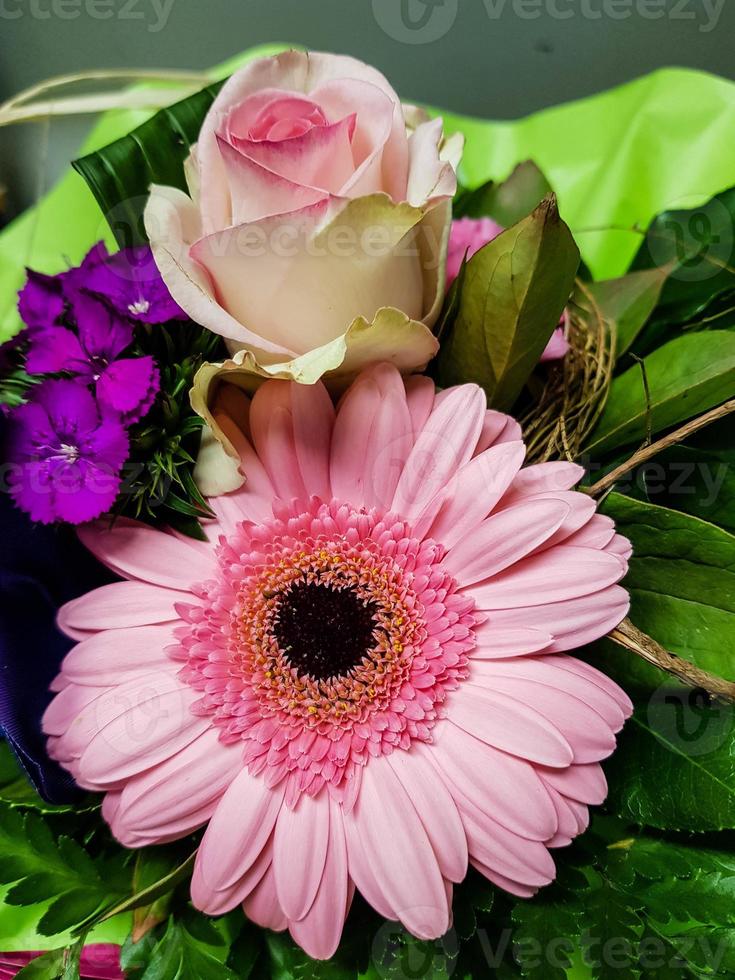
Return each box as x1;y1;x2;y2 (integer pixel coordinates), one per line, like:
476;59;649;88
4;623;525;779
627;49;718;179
139;919;237;980
454;161;552;226
600;493;735;680
436;194;579;410
586;331;735;456
630;185;735;326
73;84;223;247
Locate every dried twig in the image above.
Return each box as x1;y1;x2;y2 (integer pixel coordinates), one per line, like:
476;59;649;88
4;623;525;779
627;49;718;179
585;397;735;497
520;278;616;463
609;618;735;703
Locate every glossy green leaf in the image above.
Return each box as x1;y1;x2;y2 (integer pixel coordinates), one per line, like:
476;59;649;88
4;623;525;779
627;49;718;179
436;194;579;410
586;331;735;456
600;493;735;680
607;704;735;832
73;83;223;247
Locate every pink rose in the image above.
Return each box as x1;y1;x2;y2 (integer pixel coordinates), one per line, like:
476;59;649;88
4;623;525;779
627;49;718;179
447;216;569;362
145;50;462;385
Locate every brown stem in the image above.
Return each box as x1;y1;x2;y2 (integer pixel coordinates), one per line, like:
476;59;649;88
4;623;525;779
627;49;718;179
585;397;735;497
609;618;735;703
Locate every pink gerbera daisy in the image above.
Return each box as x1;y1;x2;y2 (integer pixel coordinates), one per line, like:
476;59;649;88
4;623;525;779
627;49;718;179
43;364;632;960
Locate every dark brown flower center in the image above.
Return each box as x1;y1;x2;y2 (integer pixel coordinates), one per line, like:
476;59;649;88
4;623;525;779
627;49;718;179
272;580;379;681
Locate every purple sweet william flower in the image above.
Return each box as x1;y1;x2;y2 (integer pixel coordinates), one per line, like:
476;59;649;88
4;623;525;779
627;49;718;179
69;242;187;324
26;291;159;423
7;380;128;525
16;269;65;332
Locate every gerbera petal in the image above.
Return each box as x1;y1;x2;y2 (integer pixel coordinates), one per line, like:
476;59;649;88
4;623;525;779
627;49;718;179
450;685;574;767
425;727;558;842
539;762;608;805
469;546;626;609
500;461;585;504
77;678;207;788
344;755;449;939
428;441;526;549
58;581;188;635
474;410;522;455
470;657;628;729
191;769;284;914
471;625;553;658
60;624;177;685
480;586;630;652
112;728;242;845
446;499;571;586
452;787;557;887
392;383;486;530
77;519;216;589
466;675;617;764
242;862;288;933
273;792;331;921
288;797;350;960
386;747;468;883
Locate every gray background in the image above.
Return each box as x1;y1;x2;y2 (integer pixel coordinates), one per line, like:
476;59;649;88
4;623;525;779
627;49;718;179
0;0;732;217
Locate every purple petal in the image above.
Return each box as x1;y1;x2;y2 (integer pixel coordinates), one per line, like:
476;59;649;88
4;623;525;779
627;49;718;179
70;292;133;362
25;327;88;377
96;356;159;423
8;460;59;524
50;457;124;524
17;270;65;330
34;380;100;436
85;245;187;323
83;414;130;471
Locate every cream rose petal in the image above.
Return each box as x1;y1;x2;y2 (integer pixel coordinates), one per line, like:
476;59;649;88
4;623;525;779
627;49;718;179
190;307;439;495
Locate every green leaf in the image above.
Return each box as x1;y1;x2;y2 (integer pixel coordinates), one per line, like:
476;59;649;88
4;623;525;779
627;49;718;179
14;949;66;979
577;267;670;357
454;161;552;226
617;441;735;536
586;330;735;456
436;194;580;410
73;83;223;247
600;493;735;680
580;877;643;980
139;918;238;980
511;892;583;980
89;850;195;936
0;806;129;936
606;704;735;832
630;184;735;326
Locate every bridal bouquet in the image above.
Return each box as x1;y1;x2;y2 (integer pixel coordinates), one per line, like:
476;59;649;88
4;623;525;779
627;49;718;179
1;48;735;979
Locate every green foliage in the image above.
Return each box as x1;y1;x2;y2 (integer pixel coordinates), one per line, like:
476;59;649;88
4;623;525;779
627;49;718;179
122;912;239;980
120;320;224;539
73;83;223;248
630;185;735;328
585;330;735;456
436;194;580;410
0;805;129;936
579;267;670;357
600;493;735;680
453;160;552;227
